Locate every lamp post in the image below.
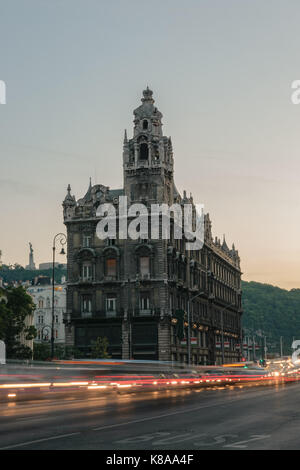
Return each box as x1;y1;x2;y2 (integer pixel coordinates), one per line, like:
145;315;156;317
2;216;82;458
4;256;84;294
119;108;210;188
187;291;205;366
51;233;67;359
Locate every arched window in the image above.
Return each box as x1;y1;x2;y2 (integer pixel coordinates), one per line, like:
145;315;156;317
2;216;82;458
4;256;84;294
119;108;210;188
139;143;149;160
143;120;148;130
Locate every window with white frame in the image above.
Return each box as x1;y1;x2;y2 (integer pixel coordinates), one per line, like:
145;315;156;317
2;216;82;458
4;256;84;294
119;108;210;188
82;296;92;313
106;296;116;312
82;263;92;280
140;293;150;311
83;235;92;248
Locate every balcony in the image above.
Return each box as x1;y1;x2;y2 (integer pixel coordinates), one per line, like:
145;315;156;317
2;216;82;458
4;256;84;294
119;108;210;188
76;309;124;320
103;275;117;282
105;310;117;318
78;277;93;284
81;311;93;319
129;308;160;317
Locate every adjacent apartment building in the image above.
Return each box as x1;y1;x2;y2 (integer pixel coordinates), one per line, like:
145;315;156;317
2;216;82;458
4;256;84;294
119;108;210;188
28;279;66;346
63;88;242;365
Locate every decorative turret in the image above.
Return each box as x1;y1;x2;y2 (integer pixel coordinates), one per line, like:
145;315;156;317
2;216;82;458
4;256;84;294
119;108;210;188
123;87;174;171
133;87;163;139
123;87;175;204
63;184;76;221
222;234;229;252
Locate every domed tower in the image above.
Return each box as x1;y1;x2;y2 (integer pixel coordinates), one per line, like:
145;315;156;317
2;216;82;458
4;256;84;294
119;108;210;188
123;87;174;205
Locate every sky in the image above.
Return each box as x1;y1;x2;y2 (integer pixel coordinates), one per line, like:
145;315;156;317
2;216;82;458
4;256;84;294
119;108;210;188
1;0;300;289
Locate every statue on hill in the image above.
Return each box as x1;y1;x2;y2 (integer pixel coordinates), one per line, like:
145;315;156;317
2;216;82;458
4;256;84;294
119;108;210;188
25;242;36;270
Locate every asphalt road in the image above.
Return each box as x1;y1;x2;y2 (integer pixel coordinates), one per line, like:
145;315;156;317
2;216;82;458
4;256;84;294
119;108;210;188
1;381;300;450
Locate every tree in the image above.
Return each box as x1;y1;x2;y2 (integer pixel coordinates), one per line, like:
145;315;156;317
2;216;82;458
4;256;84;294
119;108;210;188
0;286;36;358
242;281;300;355
91;336;111;359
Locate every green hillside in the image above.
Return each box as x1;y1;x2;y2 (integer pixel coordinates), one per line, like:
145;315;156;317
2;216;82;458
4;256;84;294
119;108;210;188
0;265;67;285
242;281;300;355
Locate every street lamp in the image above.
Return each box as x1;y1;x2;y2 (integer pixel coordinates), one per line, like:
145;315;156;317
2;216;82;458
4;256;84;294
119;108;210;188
51;233;67;359
187;291;205;366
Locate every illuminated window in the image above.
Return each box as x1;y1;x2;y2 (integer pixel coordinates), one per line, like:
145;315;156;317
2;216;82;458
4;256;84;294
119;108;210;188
106;258;117;276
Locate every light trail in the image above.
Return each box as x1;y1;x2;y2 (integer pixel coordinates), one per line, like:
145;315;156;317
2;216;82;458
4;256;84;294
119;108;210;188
1;362;300;401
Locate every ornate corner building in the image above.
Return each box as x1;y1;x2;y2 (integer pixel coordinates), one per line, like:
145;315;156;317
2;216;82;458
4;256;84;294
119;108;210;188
63;88;242;365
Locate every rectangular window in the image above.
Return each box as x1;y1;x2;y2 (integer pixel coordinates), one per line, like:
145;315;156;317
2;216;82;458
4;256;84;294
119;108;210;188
106;259;117;277
82;297;92;313
140;296;150;310
106;297;116;312
83;235;91;248
82;264;92;280
140;293;151;314
140;257;150;276
82;296;92;318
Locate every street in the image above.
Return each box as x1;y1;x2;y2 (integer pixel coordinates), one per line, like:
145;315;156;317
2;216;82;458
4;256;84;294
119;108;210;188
1;381;300;450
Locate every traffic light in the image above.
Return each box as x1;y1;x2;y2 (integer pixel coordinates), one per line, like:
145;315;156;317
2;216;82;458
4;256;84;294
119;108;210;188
174;309;185;340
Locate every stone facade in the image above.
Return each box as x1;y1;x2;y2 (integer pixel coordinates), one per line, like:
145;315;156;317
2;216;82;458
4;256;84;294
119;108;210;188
63;88;242;365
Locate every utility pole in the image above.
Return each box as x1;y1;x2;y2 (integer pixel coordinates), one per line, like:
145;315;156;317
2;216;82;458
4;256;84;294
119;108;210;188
187;291;205;366
280;336;283;357
51;233;66;359
247;336;250;361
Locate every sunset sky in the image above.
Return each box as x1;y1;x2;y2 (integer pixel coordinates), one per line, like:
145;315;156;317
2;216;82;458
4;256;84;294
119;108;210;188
1;0;300;289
